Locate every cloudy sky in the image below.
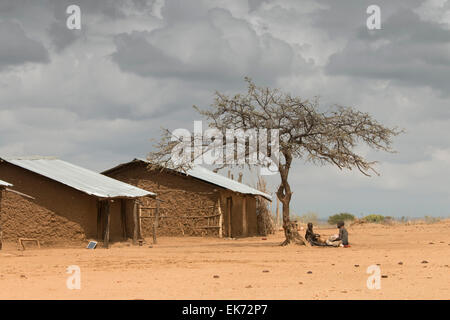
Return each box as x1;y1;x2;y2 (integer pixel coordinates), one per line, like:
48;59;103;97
0;0;449;218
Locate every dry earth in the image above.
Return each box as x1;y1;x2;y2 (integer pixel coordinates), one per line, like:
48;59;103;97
0;219;449;299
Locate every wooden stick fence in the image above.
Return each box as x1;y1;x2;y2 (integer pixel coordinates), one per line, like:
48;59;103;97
138;200;223;237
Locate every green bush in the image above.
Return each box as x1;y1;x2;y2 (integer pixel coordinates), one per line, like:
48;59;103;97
363;214;385;223
328;213;355;225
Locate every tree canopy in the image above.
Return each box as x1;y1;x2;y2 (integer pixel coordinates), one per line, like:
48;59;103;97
148;78;402;245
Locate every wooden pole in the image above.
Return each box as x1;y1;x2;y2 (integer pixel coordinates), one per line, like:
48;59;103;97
120;199;127;240
5;188;34;200
242;196;247;236
133;199;138;245
227;197;232;237
153;199;160;244
97;200;102;241
217;198;223;238
103;200;111;248
0;188;3;250
138;202;143;239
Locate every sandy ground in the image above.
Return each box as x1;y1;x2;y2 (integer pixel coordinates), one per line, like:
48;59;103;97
0;220;449;300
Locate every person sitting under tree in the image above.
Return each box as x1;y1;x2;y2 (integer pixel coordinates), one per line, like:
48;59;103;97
305;222;327;246
326;221;349;247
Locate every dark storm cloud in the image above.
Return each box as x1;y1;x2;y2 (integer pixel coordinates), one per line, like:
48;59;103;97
248;0;271;12
111;1;301;85
47;21;82;52
48;0;128;20
0;0;449;217
0;20;49;70
46;0;157;51
325;8;450;94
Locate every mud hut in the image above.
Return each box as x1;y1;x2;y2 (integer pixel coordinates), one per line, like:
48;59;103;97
0;157;155;247
102;159;272;238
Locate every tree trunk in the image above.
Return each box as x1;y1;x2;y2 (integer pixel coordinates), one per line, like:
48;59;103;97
277;153;309;246
279;196;309;246
275;196;280;229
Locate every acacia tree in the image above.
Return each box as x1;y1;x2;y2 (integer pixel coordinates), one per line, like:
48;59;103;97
148;78;402;245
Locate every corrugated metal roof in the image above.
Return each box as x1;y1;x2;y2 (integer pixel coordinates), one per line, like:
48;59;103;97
185;164;273;201
1;157;155;199
0;179;12;187
104;159;272;201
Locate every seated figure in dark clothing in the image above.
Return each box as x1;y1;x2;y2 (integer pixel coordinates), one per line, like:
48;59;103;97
326;221;349;247
305;222;326;246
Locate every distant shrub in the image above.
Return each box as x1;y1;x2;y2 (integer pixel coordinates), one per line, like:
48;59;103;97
363;214;385;223
298;212;319;224
383;216;395;225
424;216;441;224
328;213;355;225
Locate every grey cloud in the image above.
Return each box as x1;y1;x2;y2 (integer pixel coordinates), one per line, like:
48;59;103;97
312;0;425;38
161;0;210;22
0;20;49;70
46;0;158;51
49;0;127;20
356;8;450;44
47;21;82;52
0;0;449;218
325;8;450;95
248;0;273;12
111;3;299;85
112;31;190;78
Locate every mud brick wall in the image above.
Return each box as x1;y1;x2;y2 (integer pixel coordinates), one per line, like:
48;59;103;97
104;162;259;238
1;191;86;243
105;163;222;237
0;161;120;244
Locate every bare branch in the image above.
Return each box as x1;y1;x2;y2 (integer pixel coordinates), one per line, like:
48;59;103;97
147;78;402;245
